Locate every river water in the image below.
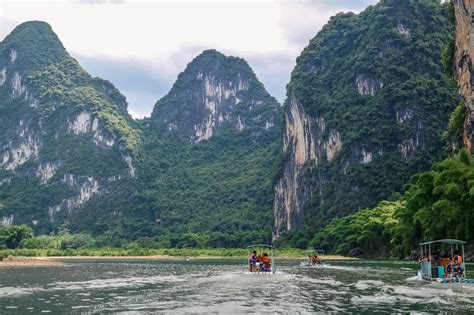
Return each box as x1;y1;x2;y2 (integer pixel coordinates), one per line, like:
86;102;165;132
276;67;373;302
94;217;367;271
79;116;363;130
0;259;473;313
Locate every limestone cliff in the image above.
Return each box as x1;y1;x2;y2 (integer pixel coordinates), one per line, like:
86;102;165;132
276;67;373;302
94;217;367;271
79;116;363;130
273;0;459;243
453;0;474;153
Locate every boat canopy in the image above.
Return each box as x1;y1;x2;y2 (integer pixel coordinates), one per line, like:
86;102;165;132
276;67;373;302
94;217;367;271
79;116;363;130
247;244;274;249
419;239;466;246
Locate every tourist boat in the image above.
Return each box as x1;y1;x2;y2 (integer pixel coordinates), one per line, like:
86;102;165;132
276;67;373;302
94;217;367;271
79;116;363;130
247;244;276;274
418;239;474;284
300;249;329;267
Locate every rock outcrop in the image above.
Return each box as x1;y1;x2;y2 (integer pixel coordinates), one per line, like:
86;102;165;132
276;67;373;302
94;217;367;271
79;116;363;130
453;0;474;153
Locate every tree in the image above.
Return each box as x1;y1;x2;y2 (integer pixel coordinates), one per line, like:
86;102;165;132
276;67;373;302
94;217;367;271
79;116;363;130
0;225;34;249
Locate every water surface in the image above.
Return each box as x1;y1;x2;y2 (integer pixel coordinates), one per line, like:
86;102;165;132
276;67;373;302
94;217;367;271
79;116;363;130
0;259;473;313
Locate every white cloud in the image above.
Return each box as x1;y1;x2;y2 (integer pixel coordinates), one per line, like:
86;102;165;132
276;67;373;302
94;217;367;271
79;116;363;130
0;0;377;118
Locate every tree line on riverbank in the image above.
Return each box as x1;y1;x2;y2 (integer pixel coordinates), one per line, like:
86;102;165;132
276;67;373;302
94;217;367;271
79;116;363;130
308;149;474;258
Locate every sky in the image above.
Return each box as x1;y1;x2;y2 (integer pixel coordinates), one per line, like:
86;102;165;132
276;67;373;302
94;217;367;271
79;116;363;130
0;0;378;118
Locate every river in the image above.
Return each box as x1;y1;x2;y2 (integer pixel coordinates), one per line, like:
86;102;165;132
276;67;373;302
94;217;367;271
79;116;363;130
0;259;473;313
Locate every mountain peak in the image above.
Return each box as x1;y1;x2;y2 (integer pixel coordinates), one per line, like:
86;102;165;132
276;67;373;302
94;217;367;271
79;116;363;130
1;21;66;71
180;49;254;81
150;50;279;143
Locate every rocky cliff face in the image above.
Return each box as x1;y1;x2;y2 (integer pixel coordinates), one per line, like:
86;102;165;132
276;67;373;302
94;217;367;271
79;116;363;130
273;0;459;243
453;0;474;153
0;21;140;233
273;96;341;239
150;50;279;143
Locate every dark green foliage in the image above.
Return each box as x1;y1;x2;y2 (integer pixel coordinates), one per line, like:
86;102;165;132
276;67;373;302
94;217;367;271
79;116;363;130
314;151;474;257
279;0;459;246
392;149;474;257
0;21;67;73
442;36;456;78
312;201;402;256
443;102;467;154
0;225;33;249
441;1;456;78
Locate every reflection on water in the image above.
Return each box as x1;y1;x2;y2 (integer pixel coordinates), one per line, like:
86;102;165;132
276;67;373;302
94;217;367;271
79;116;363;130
0;259;473;313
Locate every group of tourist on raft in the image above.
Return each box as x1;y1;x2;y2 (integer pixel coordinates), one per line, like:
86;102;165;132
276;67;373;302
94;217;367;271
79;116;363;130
308;255;322;265
420;251;464;278
248;250;272;272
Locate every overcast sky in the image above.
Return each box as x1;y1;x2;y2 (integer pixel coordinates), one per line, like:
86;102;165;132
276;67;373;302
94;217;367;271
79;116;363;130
0;0;378;118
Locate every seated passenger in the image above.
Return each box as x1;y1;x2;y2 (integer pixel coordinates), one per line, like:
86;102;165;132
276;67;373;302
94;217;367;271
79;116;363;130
249;250;257;272
452;251;464;277
256;254;263;271
453;251;463;266
441;255;451;267
262;253;270;271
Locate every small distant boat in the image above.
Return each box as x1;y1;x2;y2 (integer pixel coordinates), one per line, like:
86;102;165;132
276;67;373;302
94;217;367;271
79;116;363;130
301;249;330;267
247;244;276;274
418;239;474;284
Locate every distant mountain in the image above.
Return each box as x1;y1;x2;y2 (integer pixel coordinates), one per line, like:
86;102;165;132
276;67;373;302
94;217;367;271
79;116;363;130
273;0;459;245
150;49;280;143
140;49;282;247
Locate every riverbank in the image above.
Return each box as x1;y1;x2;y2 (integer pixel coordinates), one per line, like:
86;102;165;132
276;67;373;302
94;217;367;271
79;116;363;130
0;247;356;261
44;254;354;260
0;256;66;267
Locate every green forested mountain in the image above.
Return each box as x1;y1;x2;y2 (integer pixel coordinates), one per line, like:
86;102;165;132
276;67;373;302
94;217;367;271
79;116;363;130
0;21;141;238
138;50;282;247
310;0;474;258
274;0;460;248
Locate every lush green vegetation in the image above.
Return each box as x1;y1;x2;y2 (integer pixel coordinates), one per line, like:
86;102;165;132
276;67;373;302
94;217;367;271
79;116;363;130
0;225;33;249
0;6;469;259
313;150;474;258
0;226;311;258
311;201;402;257
277;0;459;247
443;102;467;153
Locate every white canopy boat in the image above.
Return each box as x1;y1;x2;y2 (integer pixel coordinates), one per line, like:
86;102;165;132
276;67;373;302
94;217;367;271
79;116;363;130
247;244;276;274
300;249;330;267
418;239;474;284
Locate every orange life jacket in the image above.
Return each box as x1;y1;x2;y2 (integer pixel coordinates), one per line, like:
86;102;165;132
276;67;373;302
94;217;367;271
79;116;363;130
454;255;463;264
